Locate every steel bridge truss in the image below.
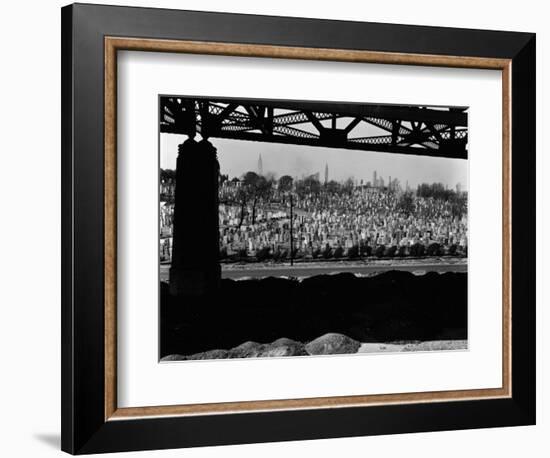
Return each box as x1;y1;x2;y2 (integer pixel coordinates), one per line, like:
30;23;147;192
160;96;468;159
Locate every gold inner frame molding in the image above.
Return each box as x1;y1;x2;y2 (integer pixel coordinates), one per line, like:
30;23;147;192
104;36;512;421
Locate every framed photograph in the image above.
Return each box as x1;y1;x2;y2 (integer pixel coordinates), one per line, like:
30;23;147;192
61;3;536;454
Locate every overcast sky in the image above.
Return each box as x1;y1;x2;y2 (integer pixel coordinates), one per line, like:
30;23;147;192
160;133;467;189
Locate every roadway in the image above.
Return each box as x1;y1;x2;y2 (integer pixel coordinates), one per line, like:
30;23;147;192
160;262;467;281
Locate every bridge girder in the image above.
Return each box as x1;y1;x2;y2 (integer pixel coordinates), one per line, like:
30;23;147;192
160;96;468;159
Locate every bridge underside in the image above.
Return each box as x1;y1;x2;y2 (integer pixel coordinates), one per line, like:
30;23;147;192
160;96;468;159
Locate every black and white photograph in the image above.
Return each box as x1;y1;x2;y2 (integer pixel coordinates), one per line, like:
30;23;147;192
159;96;469;361
1;1;541;456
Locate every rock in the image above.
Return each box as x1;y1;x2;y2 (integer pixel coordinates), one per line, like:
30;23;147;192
229;341;267;358
160;354;187;361
261;337;308;357
234;341;261;350
162;349;231;361
185;349;230;360
227;338;309;358
271;337;300;347
260;344;308;357
305;333;361;355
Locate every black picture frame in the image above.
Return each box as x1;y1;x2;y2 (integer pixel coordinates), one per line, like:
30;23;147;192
61;3;535;454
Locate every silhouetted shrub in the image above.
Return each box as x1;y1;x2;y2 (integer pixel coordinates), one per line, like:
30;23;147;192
272;248;283;261
333;246;344;258
360;244;372;257
384;245;397;257
448;244;458;256
322;244;332;259
375;245;386;258
347;245;360;259
427;242;442;256
397;245;408;257
256;246;271;262
410;243;425;257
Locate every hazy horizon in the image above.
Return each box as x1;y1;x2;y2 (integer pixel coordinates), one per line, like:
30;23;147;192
160;133;467;190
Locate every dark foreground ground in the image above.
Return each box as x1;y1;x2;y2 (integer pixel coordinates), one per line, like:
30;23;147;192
160;270;467;359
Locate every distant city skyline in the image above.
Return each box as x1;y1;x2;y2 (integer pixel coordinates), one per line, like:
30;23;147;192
160;134;467;190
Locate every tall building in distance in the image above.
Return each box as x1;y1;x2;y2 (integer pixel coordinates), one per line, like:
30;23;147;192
324;163;329;185
257;153;263;175
373;170;378;188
